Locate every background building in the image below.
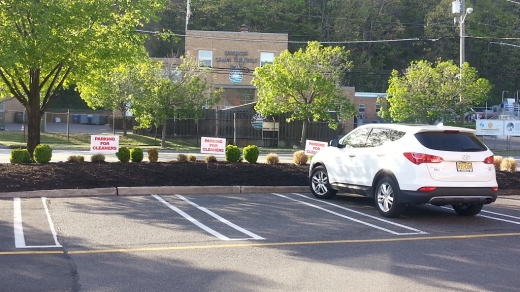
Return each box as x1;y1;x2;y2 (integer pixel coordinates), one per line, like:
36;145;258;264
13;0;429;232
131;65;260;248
185;26;288;109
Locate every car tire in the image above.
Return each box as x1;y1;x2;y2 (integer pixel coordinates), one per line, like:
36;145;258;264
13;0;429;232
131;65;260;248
452;203;483;216
309;166;337;199
375;177;404;218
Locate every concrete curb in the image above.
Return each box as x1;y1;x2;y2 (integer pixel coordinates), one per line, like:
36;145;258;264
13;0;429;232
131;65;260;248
0;188;116;198
0;186;310;198
1;186;515;198
117;186;242;196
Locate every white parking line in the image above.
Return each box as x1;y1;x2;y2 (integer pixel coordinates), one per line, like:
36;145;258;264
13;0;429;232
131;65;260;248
176;195;264;240
13;197;62;249
441;206;520;225
292;193;427;235
152;194;263;241
273;193;425;235
42;197;62;247
13;198;26;248
478;215;520;225
480;209;520;220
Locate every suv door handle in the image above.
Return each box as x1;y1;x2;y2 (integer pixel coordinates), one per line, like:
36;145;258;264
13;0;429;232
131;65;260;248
349;154;356;157
377;154;385;157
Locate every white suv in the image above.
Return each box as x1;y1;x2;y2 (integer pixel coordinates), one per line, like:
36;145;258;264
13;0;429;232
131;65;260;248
309;123;498;218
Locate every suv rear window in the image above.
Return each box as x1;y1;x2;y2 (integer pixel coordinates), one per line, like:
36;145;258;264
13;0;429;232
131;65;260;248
414;131;487;152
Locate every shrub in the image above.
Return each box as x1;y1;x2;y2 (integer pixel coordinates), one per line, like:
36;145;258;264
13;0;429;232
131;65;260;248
67;155;85;163
33;144;53;163
148;148;159;163
205;155;217;163
177;153;188;162
494;156;503;171
188;154;197;162
116;147;130;163
90;153;106;163
500;157;517;173
265;153;279;165
243;145;259;164
9;149;32;163
293;150;308;165
225;144;240;162
130;147;143;163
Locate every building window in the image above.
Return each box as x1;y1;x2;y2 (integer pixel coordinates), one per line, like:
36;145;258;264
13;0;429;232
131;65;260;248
260;52;274;66
198;50;213;67
219;88;256;108
0;101;4;111
376;103;381;113
358;103;366;113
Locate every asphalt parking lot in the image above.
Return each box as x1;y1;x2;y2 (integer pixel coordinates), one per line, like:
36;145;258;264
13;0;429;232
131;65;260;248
1;192;520;291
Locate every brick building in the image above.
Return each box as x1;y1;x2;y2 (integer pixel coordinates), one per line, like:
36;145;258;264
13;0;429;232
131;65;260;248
185;26;289;109
0;97;25;123
354;92;387;122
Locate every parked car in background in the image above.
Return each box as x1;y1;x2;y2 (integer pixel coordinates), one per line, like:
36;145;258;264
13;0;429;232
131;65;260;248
309;123;497;218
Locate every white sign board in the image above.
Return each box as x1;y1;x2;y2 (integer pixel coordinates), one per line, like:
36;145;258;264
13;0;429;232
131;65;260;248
201;137;226;154
476;120;505;136
90;135;119;153
305;140;328;156
262;122;279;131
503;121;520;136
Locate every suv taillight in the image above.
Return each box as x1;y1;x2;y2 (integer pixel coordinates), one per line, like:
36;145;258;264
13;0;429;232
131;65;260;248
403;152;444;165
483;156;494;164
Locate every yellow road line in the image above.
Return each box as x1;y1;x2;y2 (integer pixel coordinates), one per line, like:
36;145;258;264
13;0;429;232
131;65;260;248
1;232;520;256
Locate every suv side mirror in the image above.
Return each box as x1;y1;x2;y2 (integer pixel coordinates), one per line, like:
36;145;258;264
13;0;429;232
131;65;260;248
329;139;340;147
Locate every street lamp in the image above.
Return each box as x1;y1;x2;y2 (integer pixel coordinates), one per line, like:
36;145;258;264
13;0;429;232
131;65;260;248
502;91;508;114
452;0;473;72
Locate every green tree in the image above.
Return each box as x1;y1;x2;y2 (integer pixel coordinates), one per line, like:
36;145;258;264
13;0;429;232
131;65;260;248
131;56;220;148
0;0;165;154
78;62;150;137
379;59;492;125
252;41;356;146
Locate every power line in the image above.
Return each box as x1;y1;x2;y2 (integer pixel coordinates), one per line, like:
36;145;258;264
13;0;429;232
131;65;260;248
138;29;520;45
135;29;422;44
490;42;520;48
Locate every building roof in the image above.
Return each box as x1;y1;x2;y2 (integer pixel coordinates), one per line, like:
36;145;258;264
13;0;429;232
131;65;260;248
355;92;387;98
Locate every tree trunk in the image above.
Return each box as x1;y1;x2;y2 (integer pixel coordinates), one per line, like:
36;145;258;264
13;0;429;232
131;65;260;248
161;121;167;148
26;71;42;156
300;120;309;149
122;117;128;137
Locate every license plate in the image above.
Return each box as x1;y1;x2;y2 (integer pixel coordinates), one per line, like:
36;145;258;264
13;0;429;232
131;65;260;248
456;161;473;172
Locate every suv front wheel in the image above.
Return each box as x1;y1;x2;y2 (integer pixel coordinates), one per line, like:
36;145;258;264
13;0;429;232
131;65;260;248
375;177;405;218
310;166;337;199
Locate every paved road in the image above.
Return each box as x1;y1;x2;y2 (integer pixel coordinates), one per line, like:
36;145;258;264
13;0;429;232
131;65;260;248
1;193;519;291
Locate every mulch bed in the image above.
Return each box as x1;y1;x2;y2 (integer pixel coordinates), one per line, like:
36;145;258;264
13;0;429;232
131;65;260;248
0;162;518;196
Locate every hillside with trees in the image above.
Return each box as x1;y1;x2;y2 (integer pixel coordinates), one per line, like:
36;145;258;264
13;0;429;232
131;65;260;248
142;0;520;104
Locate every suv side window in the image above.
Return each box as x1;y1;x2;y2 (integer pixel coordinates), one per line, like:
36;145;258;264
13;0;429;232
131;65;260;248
388;129;406;141
415;131;487;152
341;128;371;148
366;128;390;147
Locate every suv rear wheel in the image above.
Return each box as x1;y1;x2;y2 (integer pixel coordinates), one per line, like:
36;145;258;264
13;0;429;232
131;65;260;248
375;177;404;218
310;166;337;199
452;203;483;216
